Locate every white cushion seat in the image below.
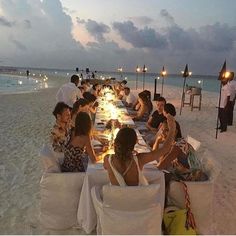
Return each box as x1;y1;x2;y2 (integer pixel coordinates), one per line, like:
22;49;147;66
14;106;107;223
91;184;162;235
168;149;220;234
40;172;85;229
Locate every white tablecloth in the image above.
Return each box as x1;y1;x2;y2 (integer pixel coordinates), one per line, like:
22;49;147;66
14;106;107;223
77;164;165;234
94;99;150;153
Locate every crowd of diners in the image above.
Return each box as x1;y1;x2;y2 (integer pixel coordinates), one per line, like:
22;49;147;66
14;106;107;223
50;74;206;186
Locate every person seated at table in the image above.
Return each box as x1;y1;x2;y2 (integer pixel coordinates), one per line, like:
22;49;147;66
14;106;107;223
83;92;99;115
85;79;92;89
154;120;206;181
146;96;166;132
112;82;120;96
152;103;198;173
50;102;71;153
103;114;176;186
81;80;90;92
71;98;90;127
123;87;137;108
90;83;101;97
78;86;85;95
131;90;151;111
143;90;151;100
131;91;153;122
118;86;125;100
146;103;181;146
119;80;128;99
61;112;101;172
143;97;166;143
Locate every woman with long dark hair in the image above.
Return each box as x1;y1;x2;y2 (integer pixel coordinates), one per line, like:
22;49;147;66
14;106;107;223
131;91;153;122
61;112;100;172
103;114;176;186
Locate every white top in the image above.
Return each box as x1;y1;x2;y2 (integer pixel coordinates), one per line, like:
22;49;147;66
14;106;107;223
227;80;236;101
125;92;136;105
220;84;230;108
108;155;149;186
56;82;82;108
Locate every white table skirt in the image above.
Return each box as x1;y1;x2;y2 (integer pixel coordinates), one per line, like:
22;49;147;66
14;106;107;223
77;163;165;234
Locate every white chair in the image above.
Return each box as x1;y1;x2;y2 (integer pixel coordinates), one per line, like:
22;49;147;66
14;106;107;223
40;172;85;230
91;184;162;235
186;135;201;151
39;144;63;173
168;149;220;234
39;144;87;230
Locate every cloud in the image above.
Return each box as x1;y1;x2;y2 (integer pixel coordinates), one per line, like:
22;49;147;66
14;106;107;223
160;9;175;25
113;20;168;49
10;38;27;51
23;19;31;29
128;16;153;26
166;25;194;51
63;6;76;15
0;16;14;27
76;17;85;24
198;23;236;52
84;19;110;42
87;40;126;54
0;0;235;74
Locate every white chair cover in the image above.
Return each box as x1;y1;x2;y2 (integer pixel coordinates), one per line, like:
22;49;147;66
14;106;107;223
168;149;221;234
102;184;160;210
40;172;85;229
186;135;201;151
39;144;62;173
101;205;161;235
91;184;162;235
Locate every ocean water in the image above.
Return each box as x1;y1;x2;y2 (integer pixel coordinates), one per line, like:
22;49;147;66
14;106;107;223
0;73;49;94
0;68;220;94
96;71;220;93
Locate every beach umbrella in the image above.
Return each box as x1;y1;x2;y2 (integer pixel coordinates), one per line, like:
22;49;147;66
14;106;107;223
180;64;191;115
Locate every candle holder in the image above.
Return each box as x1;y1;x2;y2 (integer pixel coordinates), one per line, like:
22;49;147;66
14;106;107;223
117;67;123;80
161;66;167;96
142;65;147;90
136;66;141;90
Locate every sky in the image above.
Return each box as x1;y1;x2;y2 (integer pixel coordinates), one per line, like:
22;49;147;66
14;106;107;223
0;0;236;74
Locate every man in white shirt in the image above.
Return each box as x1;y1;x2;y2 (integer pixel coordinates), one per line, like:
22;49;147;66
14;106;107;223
56;74;82;108
219;80;231;132
227;72;236;125
123;87;137;107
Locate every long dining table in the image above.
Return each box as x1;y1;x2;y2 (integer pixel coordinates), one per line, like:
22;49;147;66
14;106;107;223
76;89;165;233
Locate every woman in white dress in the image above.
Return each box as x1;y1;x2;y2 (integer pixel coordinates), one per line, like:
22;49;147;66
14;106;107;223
103;114;176;186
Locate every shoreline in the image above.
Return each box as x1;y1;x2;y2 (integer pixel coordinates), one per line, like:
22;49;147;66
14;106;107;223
0;71;220;97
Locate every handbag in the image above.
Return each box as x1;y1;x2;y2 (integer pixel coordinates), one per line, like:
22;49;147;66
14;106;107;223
163;181;197;235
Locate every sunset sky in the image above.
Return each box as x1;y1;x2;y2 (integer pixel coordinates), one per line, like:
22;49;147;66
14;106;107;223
0;0;236;74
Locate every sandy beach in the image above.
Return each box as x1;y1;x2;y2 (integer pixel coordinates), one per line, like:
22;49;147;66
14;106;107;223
0;74;236;234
